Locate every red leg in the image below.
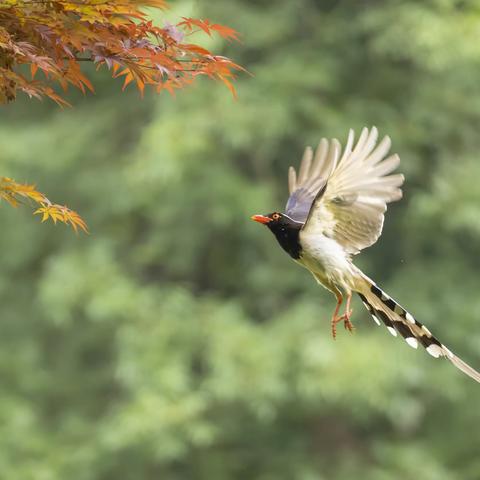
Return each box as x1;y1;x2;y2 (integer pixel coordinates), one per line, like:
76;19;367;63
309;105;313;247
343;292;354;333
330;290;343;340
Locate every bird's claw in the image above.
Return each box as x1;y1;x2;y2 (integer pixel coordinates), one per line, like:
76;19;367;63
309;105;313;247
343;313;354;333
331;309;354;339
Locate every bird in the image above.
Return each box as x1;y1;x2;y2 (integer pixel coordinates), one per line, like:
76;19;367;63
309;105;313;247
251;126;480;384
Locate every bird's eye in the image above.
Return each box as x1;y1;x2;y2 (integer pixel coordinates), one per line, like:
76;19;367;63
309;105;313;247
272;213;281;220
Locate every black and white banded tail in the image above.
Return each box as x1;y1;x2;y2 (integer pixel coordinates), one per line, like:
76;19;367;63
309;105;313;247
356;276;480;383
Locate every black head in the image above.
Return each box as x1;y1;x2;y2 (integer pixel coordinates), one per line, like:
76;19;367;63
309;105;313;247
251;212;292;228
251;212;302;259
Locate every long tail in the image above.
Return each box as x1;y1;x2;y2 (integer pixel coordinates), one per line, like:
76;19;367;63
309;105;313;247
355;273;480;384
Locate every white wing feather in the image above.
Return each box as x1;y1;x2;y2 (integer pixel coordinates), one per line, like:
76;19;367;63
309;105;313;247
291;127;404;255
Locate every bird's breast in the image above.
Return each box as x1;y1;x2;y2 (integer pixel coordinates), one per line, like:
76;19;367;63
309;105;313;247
298;231;353;285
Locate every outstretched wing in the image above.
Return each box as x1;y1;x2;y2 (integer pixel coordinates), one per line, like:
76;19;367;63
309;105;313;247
285;138;335;223
287;127;404;255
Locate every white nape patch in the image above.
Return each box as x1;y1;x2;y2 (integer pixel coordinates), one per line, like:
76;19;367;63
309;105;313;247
405;337;418;349
405;312;416;325
387;326;397;337
370;314;381;326
422;325;432;336
426;344;442;358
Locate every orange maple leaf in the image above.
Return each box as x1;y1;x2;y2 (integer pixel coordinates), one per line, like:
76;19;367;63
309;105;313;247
0;177;88;233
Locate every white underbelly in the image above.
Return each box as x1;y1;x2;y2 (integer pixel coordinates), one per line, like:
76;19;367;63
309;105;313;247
298;231;355;289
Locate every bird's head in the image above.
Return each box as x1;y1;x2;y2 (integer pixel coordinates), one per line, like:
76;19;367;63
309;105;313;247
251;212;303;258
251;212;300;231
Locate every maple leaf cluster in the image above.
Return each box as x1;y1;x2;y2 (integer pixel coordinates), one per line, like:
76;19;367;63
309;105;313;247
0;177;88;232
0;0;243;105
0;1;243;233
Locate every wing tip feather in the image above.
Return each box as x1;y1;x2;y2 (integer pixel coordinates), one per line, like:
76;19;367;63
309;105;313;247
288;166;297;193
298;146;313;184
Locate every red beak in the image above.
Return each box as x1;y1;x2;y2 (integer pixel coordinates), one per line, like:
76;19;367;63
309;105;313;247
251;214;272;224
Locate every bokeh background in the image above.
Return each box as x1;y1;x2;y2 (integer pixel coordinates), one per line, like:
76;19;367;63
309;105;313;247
2;1;480;478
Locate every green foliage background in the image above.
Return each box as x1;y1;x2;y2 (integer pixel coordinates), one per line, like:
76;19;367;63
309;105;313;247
1;1;480;478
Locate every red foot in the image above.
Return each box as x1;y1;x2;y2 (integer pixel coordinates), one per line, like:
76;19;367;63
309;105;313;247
343;311;354;333
331;309;354;339
330;292;353;339
331;315;342;339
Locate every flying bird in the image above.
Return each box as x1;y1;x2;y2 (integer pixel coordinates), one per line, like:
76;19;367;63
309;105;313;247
252;127;480;384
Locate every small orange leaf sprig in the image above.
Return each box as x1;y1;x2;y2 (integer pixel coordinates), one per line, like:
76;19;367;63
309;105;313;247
0;177;88;233
0;1;244;105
